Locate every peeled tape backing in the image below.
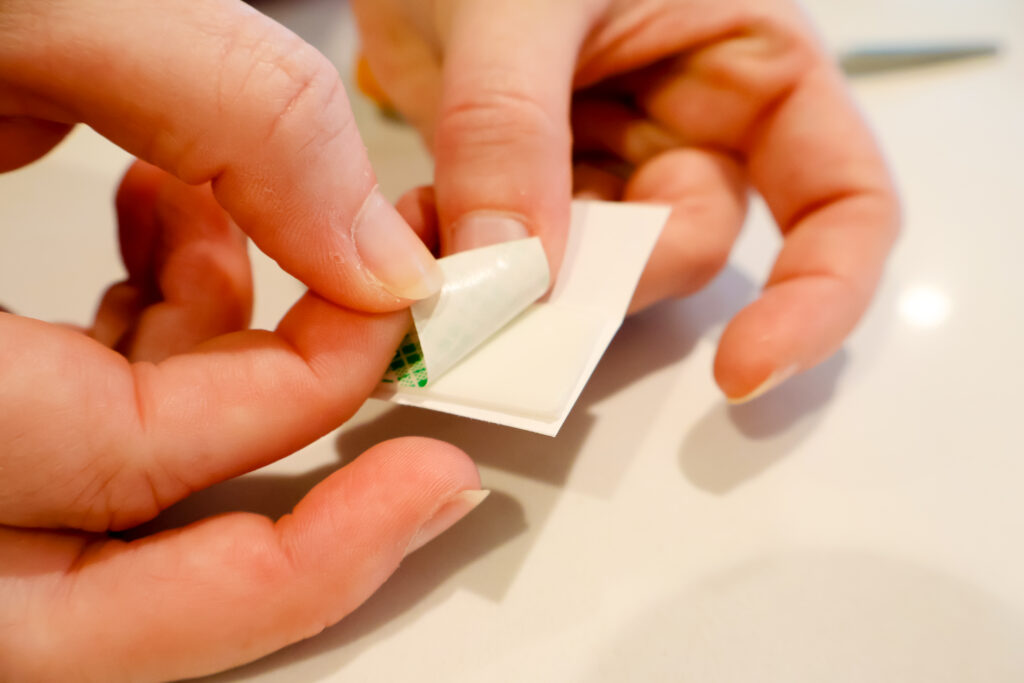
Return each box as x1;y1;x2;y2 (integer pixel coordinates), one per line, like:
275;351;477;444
382;237;549;388
373;200;670;436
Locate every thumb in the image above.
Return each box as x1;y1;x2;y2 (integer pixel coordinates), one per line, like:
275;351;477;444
6;438;484;682
2;0;441;311
433;1;595;278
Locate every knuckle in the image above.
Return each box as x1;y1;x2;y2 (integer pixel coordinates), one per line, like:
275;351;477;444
225;514;291;581
167;18;350;182
696;7;823;106
241;33;349;154
69;365;189;532
439;79;561;149
58;451;164;532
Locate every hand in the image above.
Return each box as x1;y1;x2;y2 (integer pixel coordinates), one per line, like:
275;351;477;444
352;0;900;401
1;2;482;679
3;0;443;310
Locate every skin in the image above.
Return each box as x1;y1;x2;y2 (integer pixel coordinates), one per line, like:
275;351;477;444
1;2;480;680
352;0;901;400
2;0;899;679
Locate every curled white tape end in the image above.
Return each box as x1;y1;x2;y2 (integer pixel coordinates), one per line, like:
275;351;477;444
375;200;671;436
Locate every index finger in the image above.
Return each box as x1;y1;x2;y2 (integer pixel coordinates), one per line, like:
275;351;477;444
720;63;898;399
0;0;441;310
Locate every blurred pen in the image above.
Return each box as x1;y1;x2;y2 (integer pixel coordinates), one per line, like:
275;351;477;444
840;43;999;75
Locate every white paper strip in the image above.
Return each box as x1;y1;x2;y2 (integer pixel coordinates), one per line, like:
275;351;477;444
412;237;549;381
373;200;670;436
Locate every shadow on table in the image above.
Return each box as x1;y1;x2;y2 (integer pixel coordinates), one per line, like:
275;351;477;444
679;349;849;494
585;549;1024;682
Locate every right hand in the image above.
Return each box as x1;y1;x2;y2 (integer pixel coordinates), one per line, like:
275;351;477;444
352;0;899;402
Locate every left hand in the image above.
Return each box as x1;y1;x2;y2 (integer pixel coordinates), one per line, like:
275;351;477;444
0;162;481;679
0;164;482;681
1;1;483;675
352;0;900;402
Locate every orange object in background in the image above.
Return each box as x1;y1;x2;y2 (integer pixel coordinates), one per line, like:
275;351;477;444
355;54;396;113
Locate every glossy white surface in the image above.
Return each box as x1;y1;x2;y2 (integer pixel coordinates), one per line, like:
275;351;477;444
2;1;1023;681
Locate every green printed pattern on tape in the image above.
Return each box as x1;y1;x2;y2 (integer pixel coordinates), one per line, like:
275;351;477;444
381;329;429;388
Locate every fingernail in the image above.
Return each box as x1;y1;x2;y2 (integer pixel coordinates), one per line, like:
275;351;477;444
450;212;530;253
405;489;490;556
353;188;444;300
726;365;798;405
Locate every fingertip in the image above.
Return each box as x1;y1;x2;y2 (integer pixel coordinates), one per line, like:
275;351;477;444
713;327;780;402
310;436;483;553
332;436;481;508
405;488;490;555
352;188;444;303
275;436;481;600
396;436;480;490
719;364;799;404
350;438;486;557
713;277;860;401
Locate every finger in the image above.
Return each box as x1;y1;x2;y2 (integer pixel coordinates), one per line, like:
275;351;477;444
571;98;681;166
395;184;441;255
432;0;598;277
572;161;626;201
0;116;73;172
624;148;748;314
0;295;410;531
350;4;443;144
713;69;898;401
4;437;484;681
0;0;441;310
102;161;253;362
90;161;166;348
90;282;146;349
628;20;898;399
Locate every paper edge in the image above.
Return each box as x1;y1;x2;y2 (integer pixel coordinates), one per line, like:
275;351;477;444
371;320;621;437
373;200;672;436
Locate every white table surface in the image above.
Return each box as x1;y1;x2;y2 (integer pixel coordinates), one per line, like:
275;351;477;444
3;1;1023;681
